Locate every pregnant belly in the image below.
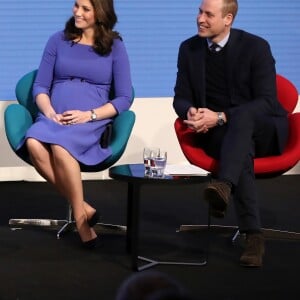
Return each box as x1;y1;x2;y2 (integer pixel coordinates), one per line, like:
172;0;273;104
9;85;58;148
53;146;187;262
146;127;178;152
50;80;108;112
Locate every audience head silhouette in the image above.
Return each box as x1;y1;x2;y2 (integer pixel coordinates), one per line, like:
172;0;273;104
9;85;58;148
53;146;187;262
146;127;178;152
115;271;194;300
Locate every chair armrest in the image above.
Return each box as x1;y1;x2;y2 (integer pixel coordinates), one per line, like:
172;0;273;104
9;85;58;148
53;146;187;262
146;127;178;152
103;110;136;166
254;112;300;175
4;104;33;151
174;117;219;173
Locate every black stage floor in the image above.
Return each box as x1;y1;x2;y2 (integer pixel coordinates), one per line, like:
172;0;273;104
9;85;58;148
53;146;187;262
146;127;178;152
0;176;299;300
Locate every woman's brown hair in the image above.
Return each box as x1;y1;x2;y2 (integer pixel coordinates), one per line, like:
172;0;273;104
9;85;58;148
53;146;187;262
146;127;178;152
64;0;121;55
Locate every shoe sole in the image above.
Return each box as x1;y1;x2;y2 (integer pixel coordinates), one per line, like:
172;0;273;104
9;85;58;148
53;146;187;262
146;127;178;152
209;208;225;218
240;261;262;267
204;186;228;212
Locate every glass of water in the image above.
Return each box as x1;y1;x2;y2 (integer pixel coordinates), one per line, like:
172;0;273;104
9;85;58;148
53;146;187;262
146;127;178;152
150;149;167;178
143;147;159;177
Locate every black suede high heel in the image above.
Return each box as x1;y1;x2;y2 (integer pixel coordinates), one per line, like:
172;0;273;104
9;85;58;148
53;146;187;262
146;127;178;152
75;214;99;249
87;211;100;227
82;237;98;249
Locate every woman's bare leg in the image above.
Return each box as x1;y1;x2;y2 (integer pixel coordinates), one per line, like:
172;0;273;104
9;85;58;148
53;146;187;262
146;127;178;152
26;138;97;242
50;144;97;242
26;138;97;221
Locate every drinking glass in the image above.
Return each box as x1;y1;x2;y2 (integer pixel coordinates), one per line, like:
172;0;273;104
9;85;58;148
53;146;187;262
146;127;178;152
143;147;159;177
150;149;167;178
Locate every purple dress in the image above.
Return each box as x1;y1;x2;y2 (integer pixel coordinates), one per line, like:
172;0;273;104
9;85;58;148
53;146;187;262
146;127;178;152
23;31;132;166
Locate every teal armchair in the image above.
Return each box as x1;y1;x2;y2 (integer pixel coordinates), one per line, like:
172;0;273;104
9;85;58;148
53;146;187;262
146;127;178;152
5;69;135;238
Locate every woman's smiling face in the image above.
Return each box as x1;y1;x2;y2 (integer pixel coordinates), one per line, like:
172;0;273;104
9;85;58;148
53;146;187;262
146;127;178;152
73;0;96;32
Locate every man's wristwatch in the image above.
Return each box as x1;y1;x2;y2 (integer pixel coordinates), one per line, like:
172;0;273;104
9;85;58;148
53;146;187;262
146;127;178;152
217;112;225;126
90;109;97;121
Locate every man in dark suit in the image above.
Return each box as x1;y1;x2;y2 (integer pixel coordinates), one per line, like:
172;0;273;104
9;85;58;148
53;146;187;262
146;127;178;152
173;0;288;267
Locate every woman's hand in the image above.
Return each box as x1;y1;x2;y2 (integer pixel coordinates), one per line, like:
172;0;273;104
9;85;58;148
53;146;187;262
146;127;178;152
61;110;91;125
35;94;64;124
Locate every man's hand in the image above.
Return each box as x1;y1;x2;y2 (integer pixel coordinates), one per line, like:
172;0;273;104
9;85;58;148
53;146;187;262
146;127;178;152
184;107;220;133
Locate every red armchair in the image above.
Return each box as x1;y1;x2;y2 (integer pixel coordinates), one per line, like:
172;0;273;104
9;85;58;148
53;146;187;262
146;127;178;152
174;74;300;239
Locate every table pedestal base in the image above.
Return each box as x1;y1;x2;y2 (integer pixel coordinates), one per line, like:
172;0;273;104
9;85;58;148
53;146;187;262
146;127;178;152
137;255;207;271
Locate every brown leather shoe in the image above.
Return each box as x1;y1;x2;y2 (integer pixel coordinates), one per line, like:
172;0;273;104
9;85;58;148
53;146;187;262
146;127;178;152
204;181;231;218
240;233;265;267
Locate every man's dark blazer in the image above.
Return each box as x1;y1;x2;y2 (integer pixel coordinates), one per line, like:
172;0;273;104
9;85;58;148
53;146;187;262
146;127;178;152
173;28;288;152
